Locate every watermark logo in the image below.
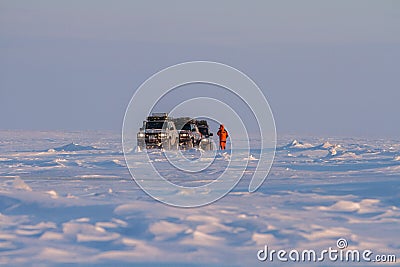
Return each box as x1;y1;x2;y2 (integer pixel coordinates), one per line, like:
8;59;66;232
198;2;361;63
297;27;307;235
336;237;348;249
257;238;397;263
122;61;276;207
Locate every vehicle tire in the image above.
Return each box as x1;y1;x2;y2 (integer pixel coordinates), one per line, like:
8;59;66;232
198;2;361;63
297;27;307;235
191;138;195;148
201;140;207;151
163;138;171;150
174;138;179;150
187;140;193;149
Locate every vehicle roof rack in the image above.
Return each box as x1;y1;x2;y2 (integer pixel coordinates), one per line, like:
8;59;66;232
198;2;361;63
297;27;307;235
147;113;170;121
173;117;195;128
196;120;208;126
151;113;168;117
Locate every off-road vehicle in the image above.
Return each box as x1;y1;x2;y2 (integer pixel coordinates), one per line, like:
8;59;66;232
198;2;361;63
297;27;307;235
173;117;202;149
137;113;179;150
196;120;214;150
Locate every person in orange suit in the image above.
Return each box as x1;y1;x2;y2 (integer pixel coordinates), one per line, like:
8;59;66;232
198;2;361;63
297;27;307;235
217;124;229;150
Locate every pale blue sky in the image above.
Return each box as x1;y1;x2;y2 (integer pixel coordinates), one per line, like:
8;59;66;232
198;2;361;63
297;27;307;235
1;1;399;137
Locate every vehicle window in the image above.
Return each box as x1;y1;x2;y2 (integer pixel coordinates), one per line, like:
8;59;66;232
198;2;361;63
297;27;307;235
199;127;208;136
182;123;191;131
146;122;164;129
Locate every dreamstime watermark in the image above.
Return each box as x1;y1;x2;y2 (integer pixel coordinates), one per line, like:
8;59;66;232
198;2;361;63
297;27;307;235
122;61;276;207
257;238;397;263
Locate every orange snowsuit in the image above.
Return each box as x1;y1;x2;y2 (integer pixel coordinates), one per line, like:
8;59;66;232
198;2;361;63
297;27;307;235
217;125;229;150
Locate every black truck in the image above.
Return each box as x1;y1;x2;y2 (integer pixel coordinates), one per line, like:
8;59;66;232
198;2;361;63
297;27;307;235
196;120;214;150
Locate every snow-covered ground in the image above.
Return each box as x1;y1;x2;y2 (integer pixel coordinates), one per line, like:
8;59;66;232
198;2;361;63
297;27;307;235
0;130;399;266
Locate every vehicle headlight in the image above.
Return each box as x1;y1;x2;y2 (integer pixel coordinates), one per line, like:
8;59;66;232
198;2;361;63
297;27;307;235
160;133;167;137
138;133;145;137
181;133;188;137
